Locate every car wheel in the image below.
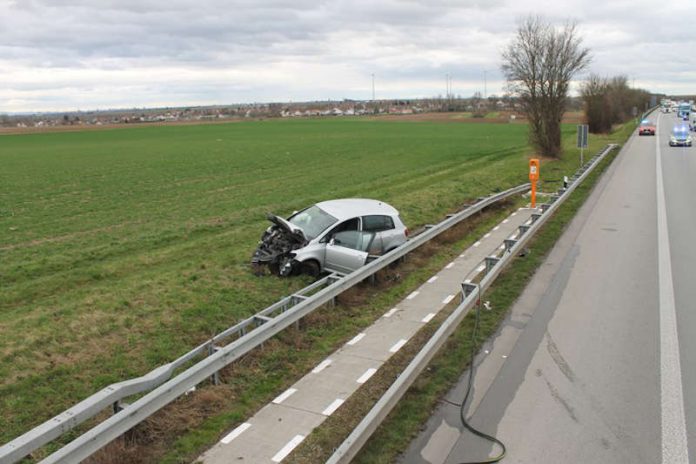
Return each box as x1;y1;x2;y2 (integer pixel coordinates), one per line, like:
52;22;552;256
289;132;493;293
300;260;321;278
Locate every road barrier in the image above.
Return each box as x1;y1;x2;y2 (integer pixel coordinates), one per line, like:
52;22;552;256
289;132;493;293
0;183;530;464
326;144;618;464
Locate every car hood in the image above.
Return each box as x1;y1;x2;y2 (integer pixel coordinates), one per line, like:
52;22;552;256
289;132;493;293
267;214;308;242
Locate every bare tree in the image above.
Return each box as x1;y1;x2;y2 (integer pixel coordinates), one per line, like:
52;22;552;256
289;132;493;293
502;16;591;157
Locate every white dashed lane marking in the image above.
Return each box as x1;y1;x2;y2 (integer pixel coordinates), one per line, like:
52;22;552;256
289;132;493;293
357;368;377;384
311;359;332;374
272;388;297;405
322;398;345;416
272;435;305;463
346;333;366;345
220;422;251;444
389;339;408;353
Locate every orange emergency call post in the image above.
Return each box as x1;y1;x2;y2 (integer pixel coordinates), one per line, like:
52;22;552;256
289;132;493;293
529;158;540;208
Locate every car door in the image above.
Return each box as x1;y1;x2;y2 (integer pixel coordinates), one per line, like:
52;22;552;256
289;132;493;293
362;214;397;252
324;230;374;274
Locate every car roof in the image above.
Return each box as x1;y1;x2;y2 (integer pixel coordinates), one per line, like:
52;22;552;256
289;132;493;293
315;198;399;220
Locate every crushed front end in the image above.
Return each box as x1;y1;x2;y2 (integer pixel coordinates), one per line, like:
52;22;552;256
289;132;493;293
251;214;308;276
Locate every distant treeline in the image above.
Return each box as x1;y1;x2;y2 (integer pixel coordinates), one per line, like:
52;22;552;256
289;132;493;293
581;75;653;133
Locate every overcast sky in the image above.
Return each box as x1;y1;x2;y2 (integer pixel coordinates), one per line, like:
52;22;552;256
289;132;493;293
1;0;694;113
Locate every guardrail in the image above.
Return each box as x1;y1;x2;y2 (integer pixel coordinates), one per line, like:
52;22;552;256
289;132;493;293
326;143;618;464
0;183;530;464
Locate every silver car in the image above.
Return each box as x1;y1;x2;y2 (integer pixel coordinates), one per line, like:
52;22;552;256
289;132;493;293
251;199;408;276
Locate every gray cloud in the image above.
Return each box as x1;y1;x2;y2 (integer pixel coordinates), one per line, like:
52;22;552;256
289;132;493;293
0;0;692;112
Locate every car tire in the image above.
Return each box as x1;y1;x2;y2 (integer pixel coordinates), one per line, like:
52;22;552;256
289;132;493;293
300;260;321;278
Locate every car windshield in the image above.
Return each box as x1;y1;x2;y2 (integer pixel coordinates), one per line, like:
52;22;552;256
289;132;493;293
288;205;338;240
674;126;688;134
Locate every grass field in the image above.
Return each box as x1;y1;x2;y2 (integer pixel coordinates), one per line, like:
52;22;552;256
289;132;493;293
0;116;611;453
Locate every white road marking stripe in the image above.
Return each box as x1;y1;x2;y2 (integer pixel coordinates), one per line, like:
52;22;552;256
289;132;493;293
312;359;332;374
357;367;377;384
656;116;690;464
407;291;419;300
476;264;486;273
503;219;509;224
460;253;466;257
347;333;366;345
493;226;500;231
272;435;305;462
422;313;436;323
383;307;399;318
322;398;345;416
272;388;297;404
427;276;438;283
499;244;505;250
484;233;491;238
389;338;408;353
446;262;454;269
442;294;455;304
473;241;481;247
220;422;251;444
511;212;517;216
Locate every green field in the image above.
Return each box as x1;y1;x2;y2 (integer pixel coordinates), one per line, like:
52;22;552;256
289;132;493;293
0;117;606;451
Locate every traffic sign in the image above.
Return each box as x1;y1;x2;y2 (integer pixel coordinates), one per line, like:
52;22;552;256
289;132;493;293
576;124;588;149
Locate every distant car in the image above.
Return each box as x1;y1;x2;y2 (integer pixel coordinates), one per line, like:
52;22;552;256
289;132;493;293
669;125;692;146
251;199;408;276
638;119;655;136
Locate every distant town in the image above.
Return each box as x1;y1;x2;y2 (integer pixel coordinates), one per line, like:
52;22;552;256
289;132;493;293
0;95;585;130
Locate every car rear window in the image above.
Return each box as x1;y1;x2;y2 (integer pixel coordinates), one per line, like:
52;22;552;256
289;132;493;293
362;215;395;232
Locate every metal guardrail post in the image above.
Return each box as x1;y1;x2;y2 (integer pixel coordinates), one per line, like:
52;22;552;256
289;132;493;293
0;184;531;464
326;144;618;464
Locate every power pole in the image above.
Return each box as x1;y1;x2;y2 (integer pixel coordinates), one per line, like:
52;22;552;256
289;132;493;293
484;70;487;100
371;73;375;101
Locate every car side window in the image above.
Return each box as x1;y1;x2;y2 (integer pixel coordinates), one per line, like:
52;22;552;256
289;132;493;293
321;217;360;242
332;230;374;252
362;215;394;232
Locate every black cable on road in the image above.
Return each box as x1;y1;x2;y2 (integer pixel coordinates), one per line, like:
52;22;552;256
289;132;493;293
456;290;506;464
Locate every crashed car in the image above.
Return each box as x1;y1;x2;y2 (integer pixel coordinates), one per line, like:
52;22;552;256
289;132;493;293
251;199;408;276
638;119;655;136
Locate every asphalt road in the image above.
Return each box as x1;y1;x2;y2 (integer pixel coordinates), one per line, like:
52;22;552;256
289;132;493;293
402;110;694;464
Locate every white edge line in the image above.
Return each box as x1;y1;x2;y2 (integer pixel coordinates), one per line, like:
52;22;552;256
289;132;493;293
476;264;486;273
272;388;297;404
427;276;438;283
473;241;481;247
511;212;518;216
503;219;509;223
272;434;306;463
442;294;455;305
422;313;436;323
347;332;366;345
389;338;408;353
484;233;491;238
407;291;419;300
446;262;454;269
493;226;500;231
220;422;251;444
656;115;690;464
322;398;345;416
312;359;332;374
357;367;377;384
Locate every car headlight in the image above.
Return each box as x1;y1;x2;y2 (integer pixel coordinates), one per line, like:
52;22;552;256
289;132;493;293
671;136;677;142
